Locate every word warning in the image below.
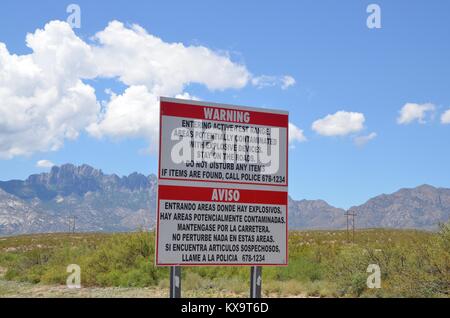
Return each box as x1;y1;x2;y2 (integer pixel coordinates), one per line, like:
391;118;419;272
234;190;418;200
156;97;288;266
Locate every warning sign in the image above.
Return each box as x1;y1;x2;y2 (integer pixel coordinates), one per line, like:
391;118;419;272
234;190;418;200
159;98;288;186
156;97;288;266
157;185;288;265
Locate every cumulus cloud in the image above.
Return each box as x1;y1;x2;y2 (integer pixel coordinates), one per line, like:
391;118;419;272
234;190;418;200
252;75;296;89
0;20;289;158
397;103;435;125
354;132;377;147
87;86;159;143
441;109;450;124
92;21;250;96
0;21;99;159
288;123;307;144
312;111;365;136
36;159;55;168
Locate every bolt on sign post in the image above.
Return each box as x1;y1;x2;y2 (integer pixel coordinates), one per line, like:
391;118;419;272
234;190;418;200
156;97;289;298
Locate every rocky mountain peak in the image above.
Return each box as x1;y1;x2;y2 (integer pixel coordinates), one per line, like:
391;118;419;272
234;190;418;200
349;184;450;230
0;165;449;235
50;163;103;180
1;164;156;201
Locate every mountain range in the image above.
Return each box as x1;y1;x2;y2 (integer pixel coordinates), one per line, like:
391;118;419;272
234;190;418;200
0;163;449;236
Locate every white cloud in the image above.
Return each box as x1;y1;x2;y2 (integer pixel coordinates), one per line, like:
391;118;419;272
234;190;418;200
312;111;365;136
1;20;290;158
36;159;55;168
92;21;250;96
251;75;275;88
397;103;435;125
441;109;450;124
252;74;296;89
174;92;201;101
288;123;307;144
281;76;296;90
87;85;159;147
354;132;377;147
0;21;99;159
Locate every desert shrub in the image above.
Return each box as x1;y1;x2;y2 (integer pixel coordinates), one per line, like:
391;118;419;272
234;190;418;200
264;279;304;296
183;272;205;290
0;227;447;298
78;232;162;287
213;276;247;294
325;223;450;297
266;255;323;282
0;231;163;287
388;223;449;297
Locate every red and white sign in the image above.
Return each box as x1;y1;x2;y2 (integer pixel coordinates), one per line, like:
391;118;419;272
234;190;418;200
156;97;288;266
156;185;288;266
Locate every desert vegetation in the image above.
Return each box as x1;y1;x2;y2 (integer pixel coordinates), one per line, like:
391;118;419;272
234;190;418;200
0;224;448;298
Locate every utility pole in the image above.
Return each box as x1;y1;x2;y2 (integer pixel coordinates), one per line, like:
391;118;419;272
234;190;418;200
345;211;356;243
68;216;76;233
72;216;76;233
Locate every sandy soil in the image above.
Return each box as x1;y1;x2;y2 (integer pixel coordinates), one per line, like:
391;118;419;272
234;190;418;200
0;266;309;298
0;279;308;298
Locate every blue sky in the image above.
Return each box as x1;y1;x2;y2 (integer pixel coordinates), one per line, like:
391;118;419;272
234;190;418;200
0;0;449;209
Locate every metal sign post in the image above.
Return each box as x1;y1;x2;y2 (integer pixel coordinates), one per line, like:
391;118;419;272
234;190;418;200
170;266;181;298
250;266;262;298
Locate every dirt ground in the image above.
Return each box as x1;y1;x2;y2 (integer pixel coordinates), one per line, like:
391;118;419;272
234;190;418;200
0;280;308;298
0;265;307;298
0;279;308;298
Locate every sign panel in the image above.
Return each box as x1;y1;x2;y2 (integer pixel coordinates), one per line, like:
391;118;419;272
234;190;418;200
156;97;288;266
157;185;288;265
159;99;288;186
